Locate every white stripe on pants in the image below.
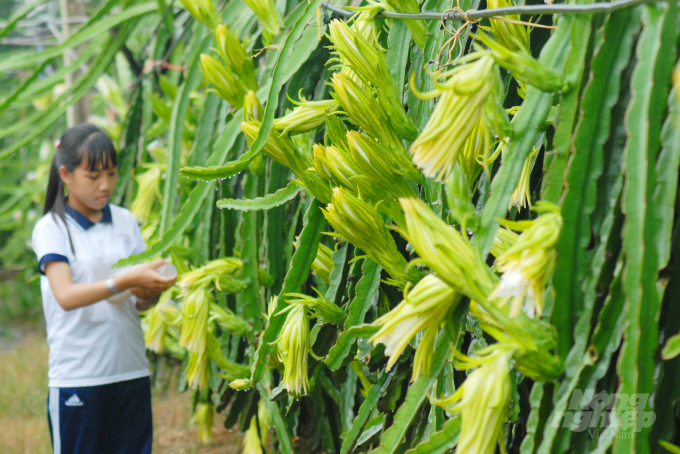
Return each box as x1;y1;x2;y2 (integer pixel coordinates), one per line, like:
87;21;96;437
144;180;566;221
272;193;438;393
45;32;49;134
49;388;61;454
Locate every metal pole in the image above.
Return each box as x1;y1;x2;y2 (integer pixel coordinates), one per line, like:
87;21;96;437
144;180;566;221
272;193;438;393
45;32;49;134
321;0;666;21
59;0;91;127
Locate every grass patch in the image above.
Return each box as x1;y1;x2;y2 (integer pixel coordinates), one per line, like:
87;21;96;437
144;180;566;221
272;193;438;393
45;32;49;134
0;273;43;327
0;331;50;453
0;332;244;453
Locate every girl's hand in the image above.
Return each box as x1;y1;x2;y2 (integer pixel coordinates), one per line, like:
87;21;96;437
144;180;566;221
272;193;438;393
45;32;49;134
115;259;177;293
129;286;160;301
130;287;162;311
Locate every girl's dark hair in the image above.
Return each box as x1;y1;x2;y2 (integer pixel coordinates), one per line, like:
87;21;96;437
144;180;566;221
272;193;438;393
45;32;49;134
44;124;118;250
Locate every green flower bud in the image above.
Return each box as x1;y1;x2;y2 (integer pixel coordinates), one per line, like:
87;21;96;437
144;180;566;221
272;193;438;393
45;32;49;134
483;0;530;52
139;216;160;244
330;72;388;139
179;287;212;354
331;72;420;182
272;303;310;396
215;24;258;91
444;162;479;231
242;0;282;37
508;148;537;212
216;274;248;294
491;227;519;258
179;257;244;290
143;288;181;353
490;203;562;318
296;168;333;205
347;131;416;200
206;332;250;380
290;132;312;155
190;402;214;445
241;120;301;170
400;197;497;301
323;144;365;191
273;97;339;135
350;9;384;50
324;114;350;151
459;119;490;186
324;143;406;227
243;416;264;454
435;346;513;454
185;334;249;390
474;32;568;94
413;323;439;382
258;399;269;447
143;299;171;353
186;350;210;389
328;19;384;87
312;242;334;284
328;20;418;140
179;0;220;31
243;91;264;122
161;299;183;325
209;303;250;335
285;290;348;325
200;54;246;108
371;275;458;378
384;0;427;48
469;299;563;382
323;188;421;283
228;378;254;390
266;296;277;320
410;56;495;181
130;165;163;224
313;144;334;181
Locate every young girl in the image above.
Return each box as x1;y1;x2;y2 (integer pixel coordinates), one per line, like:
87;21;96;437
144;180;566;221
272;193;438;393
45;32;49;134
32;123;177;454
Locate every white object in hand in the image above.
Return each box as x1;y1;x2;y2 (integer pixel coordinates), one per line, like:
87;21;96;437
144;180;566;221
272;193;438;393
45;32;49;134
106;262;178;305
156;263;178;278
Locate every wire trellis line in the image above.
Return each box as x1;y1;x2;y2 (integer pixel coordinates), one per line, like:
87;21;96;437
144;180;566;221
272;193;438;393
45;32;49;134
321;0;667;21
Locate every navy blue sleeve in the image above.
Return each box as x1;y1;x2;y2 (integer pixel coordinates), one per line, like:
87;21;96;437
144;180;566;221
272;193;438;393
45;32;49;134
38;254;69;275
32;217;72;275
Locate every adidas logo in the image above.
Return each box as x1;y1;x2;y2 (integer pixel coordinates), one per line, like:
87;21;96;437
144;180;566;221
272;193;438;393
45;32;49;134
65;394;84;407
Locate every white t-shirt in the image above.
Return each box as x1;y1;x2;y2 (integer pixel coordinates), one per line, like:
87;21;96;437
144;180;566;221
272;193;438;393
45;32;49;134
32;203;150;388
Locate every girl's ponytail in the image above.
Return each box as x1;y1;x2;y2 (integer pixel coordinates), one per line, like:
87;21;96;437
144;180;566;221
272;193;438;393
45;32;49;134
43;153;65;216
44;150;74;252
